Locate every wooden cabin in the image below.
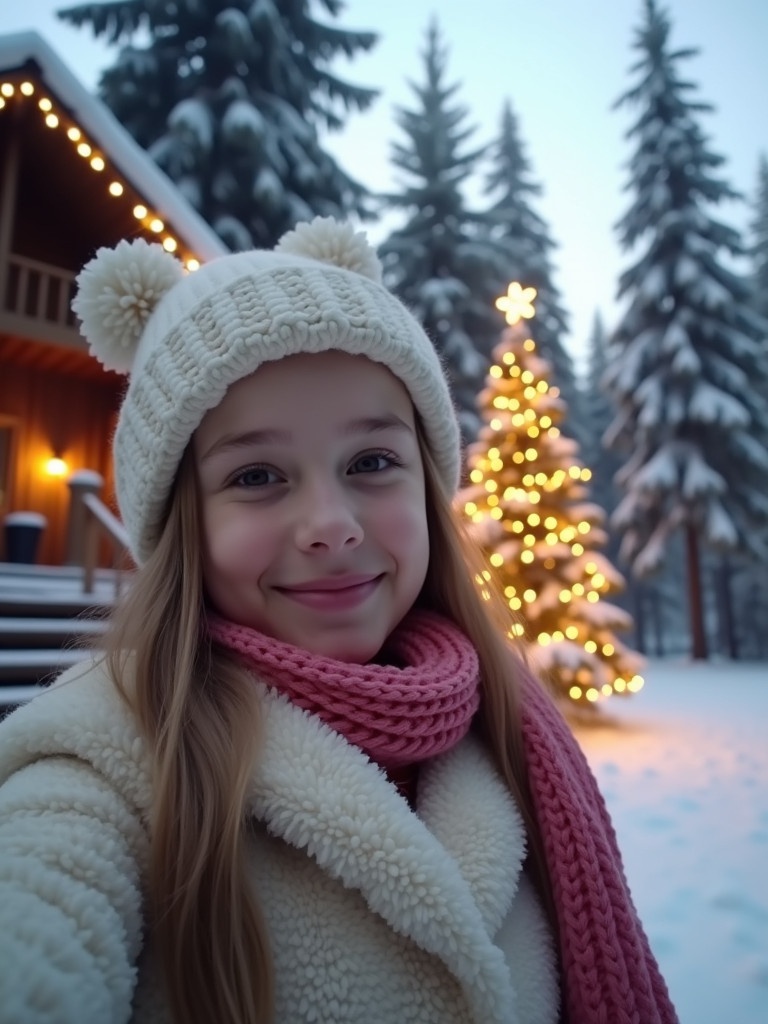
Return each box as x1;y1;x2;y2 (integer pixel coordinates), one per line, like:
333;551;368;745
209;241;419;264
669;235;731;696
0;31;228;565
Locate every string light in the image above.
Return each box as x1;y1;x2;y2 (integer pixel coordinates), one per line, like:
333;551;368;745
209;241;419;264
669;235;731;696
0;74;201;271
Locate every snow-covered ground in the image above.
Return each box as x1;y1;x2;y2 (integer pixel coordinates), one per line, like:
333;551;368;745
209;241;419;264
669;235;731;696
570;659;768;1024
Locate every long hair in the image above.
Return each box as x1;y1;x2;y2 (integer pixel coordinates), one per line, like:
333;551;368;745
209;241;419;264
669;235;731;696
105;423;556;1024
106;448;274;1023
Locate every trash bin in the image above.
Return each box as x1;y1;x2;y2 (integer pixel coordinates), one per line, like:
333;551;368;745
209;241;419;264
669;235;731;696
3;512;48;564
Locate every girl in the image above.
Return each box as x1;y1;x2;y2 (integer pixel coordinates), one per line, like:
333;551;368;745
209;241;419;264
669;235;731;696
0;218;677;1024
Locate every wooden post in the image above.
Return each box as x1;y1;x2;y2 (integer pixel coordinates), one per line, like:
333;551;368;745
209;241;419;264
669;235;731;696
66;470;104;567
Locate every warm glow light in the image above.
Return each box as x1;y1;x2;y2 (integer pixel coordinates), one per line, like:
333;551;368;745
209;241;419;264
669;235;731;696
45;457;68;478
67;126;81;141
45;113;59;128
586;688;600;703
109;181;124;196
490;365;502;378
20;82;34;96
0;83;13;97
489;553;504;568
520;550;534;564
133;204;148;219
149;218;164;232
569;686;583;701
495;282;537;324
76;142;92;158
38;97;52;111
90;156;105;171
186;259;201;272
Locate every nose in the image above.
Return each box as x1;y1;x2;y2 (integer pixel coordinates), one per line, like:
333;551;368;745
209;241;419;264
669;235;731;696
293;480;363;553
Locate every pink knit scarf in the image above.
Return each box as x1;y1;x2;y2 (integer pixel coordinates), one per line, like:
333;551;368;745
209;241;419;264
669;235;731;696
209;610;677;1024
207;609;480;769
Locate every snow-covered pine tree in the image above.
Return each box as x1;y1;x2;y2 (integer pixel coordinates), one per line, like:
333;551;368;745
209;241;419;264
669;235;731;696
750;155;768;324
604;0;768;659
58;0;378;250
580;312;621;526
379;20;498;443
459;286;644;706
483;101;581;437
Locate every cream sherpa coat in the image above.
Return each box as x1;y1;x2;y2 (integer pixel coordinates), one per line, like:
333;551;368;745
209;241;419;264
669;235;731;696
0;661;559;1024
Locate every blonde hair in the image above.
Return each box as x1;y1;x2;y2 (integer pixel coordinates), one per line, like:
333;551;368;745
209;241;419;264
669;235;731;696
105;429;555;1024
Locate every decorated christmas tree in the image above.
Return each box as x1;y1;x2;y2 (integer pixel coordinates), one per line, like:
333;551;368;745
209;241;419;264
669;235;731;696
459;283;645;705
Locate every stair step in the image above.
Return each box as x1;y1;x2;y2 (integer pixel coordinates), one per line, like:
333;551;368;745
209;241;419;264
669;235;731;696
0;593;113;619
0;617;107;648
0;648;96;682
0;684;47;710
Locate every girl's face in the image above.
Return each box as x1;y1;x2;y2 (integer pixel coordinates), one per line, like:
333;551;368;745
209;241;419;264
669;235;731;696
194;350;430;663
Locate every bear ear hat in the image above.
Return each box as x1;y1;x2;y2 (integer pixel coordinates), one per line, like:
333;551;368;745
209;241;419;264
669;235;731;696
72;237;185;374
275;216;383;284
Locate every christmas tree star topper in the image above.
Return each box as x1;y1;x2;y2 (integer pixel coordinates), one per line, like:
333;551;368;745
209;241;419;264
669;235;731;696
495;282;537;325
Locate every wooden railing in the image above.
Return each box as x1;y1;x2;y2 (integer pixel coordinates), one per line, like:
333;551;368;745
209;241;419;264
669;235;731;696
1;253;77;331
81;492;132;597
67;472;132;596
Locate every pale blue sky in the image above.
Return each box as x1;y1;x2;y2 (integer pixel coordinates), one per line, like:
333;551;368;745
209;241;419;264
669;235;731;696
3;0;766;367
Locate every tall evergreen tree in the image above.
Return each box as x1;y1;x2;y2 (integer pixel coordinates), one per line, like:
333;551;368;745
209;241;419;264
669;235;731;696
483;101;581;435
604;0;768;659
379;20;497;442
59;0;378;249
750;154;768;323
581;312;621;523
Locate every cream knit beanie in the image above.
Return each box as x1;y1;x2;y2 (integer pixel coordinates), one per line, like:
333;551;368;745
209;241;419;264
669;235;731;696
72;217;461;563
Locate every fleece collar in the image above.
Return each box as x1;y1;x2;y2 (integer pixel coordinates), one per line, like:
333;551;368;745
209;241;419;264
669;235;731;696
250;684;527;1024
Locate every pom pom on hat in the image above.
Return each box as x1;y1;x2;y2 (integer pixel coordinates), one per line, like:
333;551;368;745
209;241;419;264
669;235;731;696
276;216;383;283
72;237;185;373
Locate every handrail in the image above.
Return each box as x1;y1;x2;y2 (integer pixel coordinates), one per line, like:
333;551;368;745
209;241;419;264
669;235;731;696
1;252;77;330
80;492;132;596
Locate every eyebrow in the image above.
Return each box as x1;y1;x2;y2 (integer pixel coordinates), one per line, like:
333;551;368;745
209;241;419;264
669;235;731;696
199;413;413;462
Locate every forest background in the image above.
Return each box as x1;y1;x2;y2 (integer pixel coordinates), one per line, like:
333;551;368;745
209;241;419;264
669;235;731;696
3;0;767;671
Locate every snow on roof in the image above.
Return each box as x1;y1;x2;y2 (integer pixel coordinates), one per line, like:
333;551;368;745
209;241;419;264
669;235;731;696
0;30;229;263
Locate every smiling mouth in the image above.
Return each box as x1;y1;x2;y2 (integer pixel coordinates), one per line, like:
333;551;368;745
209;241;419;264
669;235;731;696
276;576;382;610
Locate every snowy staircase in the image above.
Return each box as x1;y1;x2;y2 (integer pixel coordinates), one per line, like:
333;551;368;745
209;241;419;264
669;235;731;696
0;562;120;717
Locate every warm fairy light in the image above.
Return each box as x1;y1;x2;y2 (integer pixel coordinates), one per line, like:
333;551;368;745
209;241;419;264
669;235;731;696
489;553;504;568
45;456;68;478
495;282;537;324
569;686;582;700
523;338;536;352
490;365;503;378
0;77;205;290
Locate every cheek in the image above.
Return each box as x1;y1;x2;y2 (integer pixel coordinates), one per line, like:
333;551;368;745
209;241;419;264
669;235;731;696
202;505;273;578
